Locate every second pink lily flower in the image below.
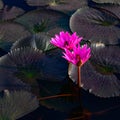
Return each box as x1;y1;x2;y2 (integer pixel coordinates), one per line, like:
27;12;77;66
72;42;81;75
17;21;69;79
63;44;91;66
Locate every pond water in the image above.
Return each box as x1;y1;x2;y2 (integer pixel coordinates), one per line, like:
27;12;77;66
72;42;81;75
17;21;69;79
0;0;120;120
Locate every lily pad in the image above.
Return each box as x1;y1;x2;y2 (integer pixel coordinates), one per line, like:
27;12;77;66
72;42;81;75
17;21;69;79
0;5;25;21
26;0;50;6
92;0;120;5
70;7;120;45
94;4;120;19
15;9;70;35
0;47;43;92
11;33;55;52
0;21;31;51
0;90;39;120
0;0;3;9
68;46;120;97
0;47;68;95
47;0;88;14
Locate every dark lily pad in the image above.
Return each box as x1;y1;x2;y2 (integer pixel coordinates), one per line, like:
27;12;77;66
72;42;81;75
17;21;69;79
94;4;120;19
68;46;120;97
0;5;25;21
11;35;33;51
92;0;120;5
26;0;50;6
26;0;88;11
0;0;3;9
0;90;39;120
0;47;68;95
0;47;43;92
11;33;55;52
15;9;70;35
0;21;31;52
70;7;120;45
47;0;88;14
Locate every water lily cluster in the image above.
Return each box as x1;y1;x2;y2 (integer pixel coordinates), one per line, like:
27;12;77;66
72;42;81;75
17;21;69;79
50;31;91;87
50;31;91;66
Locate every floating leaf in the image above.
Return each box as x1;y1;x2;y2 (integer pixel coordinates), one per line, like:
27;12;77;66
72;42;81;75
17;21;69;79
0;47;68;96
11;33;55;52
70;7;120;45
11;35;33;51
68;46;120;97
0;5;25;21
26;0;50;6
0;21;31;51
0;0;3;9
0;47;43;92
48;0;88;14
94;4;120;19
0;90;39;120
15;9;70;35
92;0;120;5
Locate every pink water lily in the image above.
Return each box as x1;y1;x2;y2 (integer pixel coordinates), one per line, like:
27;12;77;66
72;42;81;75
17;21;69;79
50;31;91;87
63;44;91;66
50;31;83;50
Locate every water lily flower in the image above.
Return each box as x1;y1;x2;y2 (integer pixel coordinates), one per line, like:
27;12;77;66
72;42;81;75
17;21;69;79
50;31;90;88
63;44;91;66
50;31;83;50
63;44;91;87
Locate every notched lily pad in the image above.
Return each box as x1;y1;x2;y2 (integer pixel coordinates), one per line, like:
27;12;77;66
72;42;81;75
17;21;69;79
0;47;43;92
26;0;50;6
0;90;39;120
15;9;70;35
70;7;120;45
47;0;88;14
11;33;55;52
68;46;120;97
92;0;120;5
0;47;68;95
0;21;31;52
94;4;120;19
0;5;25;21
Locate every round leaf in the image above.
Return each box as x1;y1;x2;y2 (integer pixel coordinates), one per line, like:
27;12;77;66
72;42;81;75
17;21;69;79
0;21;31;52
68;46;120;97
15;9;70;35
70;7;120;45
0;90;39;120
